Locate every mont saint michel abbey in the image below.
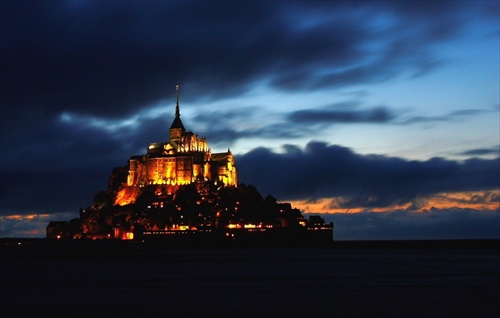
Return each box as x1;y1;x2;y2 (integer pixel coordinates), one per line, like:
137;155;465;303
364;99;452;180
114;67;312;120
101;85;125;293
114;86;237;206
46;86;332;244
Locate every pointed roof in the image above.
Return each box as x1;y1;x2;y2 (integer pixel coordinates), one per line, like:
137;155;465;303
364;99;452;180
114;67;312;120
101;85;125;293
170;84;185;130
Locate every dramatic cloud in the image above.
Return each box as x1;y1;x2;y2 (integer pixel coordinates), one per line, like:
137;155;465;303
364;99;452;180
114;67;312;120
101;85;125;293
2;1;494;120
237;142;500;206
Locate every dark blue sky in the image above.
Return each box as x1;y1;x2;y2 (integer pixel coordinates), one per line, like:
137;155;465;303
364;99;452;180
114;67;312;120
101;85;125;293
1;1;498;239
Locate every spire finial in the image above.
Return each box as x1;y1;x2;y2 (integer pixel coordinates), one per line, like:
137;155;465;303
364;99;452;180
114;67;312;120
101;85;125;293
175;84;180;117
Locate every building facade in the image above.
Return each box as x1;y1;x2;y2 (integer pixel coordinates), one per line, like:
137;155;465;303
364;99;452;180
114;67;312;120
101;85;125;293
116;86;237;206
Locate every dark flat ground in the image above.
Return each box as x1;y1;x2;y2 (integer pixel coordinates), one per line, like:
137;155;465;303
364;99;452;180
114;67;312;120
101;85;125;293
1;240;499;317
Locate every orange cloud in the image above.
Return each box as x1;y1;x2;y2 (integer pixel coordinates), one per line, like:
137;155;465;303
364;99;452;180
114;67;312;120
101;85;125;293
289;190;500;214
1;214;51;221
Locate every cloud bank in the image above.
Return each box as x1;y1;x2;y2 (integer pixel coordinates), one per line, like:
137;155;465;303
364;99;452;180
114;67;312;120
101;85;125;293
2;1;496;121
237;142;500;206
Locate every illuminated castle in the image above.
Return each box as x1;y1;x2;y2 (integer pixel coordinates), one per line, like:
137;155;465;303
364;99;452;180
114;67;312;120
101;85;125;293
115;85;237;205
46;85;334;243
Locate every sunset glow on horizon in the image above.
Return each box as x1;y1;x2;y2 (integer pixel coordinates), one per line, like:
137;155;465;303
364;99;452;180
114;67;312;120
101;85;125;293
291;190;500;214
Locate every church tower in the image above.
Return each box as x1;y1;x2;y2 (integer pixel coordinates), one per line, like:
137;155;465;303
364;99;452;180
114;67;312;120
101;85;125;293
169;85;185;147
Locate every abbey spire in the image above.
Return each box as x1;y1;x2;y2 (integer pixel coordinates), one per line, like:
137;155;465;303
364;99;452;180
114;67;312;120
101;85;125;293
169;85;185;145
175;84;180;118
